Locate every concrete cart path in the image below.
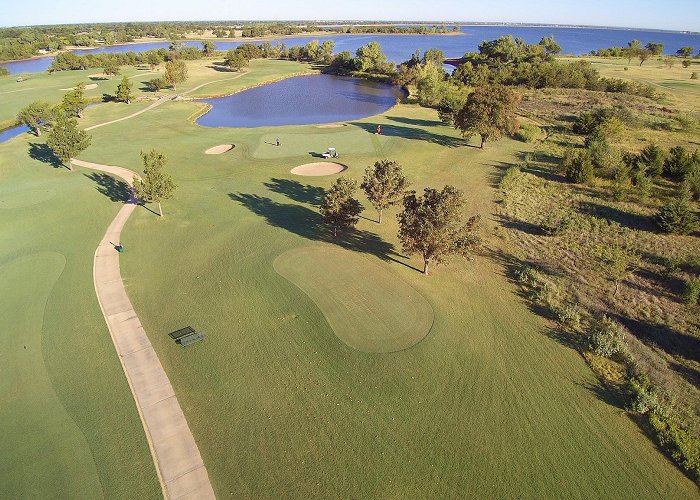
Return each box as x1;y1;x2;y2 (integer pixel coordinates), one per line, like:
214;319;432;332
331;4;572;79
73;159;215;500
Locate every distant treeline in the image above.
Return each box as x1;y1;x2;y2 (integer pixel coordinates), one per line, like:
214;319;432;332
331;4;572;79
591;40;698;60
0;21;459;62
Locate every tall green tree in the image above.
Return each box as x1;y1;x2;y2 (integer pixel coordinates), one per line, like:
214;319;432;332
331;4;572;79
320;177;364;237
361;160;409;223
115;75;134;104
102;59;120;79
224;49;248;71
422;48;445;66
146;51;162;70
645;42;664;56
46;113;91;171
397;185;479;275
625;40;642;64
17;100;53;136
319;40;335;63
656;182;698;234
133;149;177;217
539;35;562;55
354;41;389;73
61;82;87;118
164;59;188;90
638;48;652;66
304;40;319;61
454;84;521;148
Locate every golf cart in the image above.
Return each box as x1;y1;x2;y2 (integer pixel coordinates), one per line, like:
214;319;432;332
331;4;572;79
322;147;339;159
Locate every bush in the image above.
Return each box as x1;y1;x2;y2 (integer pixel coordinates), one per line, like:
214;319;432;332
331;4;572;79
564;150;594;183
675;113;698;131
573;112;597;135
648;408;700;481
627;378;659;414
147;77;167;91
514;123;539;143
555;303;582;330
692;72;698;80
588;315;627;358
499;164;522;191
682;276;700;304
540;206;575;236
656;184;698;234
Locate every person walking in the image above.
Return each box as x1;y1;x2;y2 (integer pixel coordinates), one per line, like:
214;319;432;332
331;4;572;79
376;125;382;135
276;137;281;147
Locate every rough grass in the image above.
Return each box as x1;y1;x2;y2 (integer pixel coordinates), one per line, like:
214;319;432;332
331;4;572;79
273;245;434;352
0;139;160;498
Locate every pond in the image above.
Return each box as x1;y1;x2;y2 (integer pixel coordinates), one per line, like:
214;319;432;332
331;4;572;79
196;74;405;128
0;124;30;144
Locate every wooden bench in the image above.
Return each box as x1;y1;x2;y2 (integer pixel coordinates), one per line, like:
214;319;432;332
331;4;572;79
169;326;204;347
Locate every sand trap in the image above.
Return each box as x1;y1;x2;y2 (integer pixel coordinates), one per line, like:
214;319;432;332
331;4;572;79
291;162;347;176
205;144;235;155
60;83;98;91
316;124;346;129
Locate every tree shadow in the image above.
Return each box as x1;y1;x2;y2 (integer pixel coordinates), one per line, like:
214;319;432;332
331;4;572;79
206;64;238;73
493;213;544;235
308;151;326;158
611;314;700;363
102;93;116;102
228;192;419;271
264;178;325;206
578;201;656;232
84;172;132;203
349;122;470;148
28;142;63;169
385;115;445;127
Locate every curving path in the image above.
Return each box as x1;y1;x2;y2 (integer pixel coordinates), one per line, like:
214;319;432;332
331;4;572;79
72;158;215;499
85;95;174;131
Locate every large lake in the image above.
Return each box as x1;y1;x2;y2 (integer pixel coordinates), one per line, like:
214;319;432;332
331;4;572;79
4;26;700;74
196;74;405;128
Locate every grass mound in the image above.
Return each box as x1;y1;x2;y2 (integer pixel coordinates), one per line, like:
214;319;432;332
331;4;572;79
274;245;434;353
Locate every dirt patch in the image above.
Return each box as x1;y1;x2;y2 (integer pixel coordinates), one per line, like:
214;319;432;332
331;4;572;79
290;162;347;176
205;144;235;155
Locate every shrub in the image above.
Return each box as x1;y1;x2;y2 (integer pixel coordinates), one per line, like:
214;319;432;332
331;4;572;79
565;150;594;183
499;164;522;191
555;303;582;330
627;378;659;414
147;77;167;91
656;184;698;234
692;72;698;80
637;143;666;177
664;146;698;180
540;206;575;236
682;276;700;304
675;113;698;131
682;59;691;68
514;123;539;143
588;315;627;358
573;112;597;135
648;408;700;480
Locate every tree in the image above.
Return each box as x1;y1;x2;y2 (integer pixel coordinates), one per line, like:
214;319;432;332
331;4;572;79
656;182;698;234
61;83;87;118
146;51;162;70
46;113;91;171
320;177;364;237
454;84;521;148
625;40;641;64
539;35;562;55
102;59;120;79
422;48;445;66
133;149;176;217
303;40;319;61
361;160;409;223
319;40;335;63
201;40;215;56
164;59;187;90
637;143;666;177
224;49;248;71
397;185;479;275
677;46;694;58
594;243;639;295
645;42;664;56
0;65;9;77
17;101;53;136
147;77;167;92
115;75;134;104
355;41;389;73
638;48;652;66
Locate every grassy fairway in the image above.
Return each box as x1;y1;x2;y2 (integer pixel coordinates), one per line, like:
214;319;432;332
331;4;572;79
0;138;160;498
68;92;697;497
274;245;434;352
2;59;699;498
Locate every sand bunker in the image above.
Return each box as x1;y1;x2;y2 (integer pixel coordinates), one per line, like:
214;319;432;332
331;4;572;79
60;83;98;91
205;144;235;155
316;124;346;129
291;162;347;176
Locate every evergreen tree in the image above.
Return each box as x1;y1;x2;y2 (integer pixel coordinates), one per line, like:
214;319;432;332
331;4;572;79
360;160;409;223
133;149;177;217
656;183;698;234
46;113;91;171
17;100;53;136
115;75;134;104
61;82;87;118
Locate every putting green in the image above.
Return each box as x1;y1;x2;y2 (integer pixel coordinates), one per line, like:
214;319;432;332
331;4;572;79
274;245;434;353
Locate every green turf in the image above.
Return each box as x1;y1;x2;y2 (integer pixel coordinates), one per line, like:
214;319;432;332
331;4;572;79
274;245;434;352
0;137;160;498
2;60;699;498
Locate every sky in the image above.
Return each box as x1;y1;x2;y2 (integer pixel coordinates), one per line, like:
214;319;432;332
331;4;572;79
2;0;699;32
